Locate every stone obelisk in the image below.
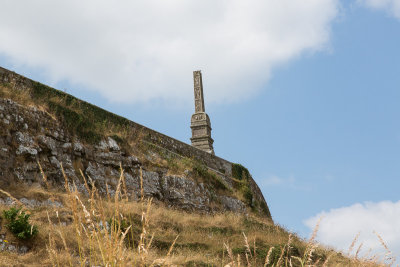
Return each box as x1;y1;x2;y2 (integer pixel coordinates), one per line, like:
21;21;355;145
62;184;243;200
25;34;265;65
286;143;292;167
190;71;214;154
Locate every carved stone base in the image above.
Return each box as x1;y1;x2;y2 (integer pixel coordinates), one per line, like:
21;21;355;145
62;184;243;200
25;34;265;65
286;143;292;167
190;112;214;154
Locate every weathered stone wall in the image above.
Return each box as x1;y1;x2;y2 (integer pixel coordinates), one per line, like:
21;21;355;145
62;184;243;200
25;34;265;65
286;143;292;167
0;97;248;214
0;67;232;176
0;66;271;219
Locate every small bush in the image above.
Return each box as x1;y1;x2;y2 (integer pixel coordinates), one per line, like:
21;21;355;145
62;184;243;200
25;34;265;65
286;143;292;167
3;207;38;240
232;163;250;181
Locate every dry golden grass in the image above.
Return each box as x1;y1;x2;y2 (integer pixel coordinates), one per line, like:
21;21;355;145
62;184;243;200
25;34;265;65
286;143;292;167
1;70;395;266
0;166;394;267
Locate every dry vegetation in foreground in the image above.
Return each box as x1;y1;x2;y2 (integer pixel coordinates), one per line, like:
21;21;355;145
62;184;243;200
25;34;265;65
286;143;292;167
0;67;396;267
0;167;395;267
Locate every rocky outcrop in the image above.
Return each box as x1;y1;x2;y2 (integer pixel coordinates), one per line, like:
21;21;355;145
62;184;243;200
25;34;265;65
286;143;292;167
0;233;28;254
0;98;252;214
0;66;272;219
0;197;63;208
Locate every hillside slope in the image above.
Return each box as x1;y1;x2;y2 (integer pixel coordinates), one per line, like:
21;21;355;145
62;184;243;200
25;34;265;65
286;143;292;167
0;183;383;266
0;66;270;218
0;67;388;266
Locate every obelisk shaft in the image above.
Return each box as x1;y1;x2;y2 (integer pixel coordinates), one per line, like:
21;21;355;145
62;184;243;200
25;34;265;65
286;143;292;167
190;70;214;154
193;71;205;113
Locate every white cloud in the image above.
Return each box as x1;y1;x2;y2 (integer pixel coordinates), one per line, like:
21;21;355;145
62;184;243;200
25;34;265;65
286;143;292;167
263;175;294;186
304;201;400;262
0;0;339;105
358;0;400;19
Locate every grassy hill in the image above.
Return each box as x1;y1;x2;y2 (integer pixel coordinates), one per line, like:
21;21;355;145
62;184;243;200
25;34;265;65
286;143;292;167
0;178;386;267
0;67;391;266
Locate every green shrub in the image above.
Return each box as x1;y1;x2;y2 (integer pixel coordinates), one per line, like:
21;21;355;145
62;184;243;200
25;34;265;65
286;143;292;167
232;163;250;181
3;207;38;240
243;186;254;207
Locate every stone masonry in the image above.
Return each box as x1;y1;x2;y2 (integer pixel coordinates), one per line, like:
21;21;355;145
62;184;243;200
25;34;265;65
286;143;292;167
0;66;271;219
190;71;214;154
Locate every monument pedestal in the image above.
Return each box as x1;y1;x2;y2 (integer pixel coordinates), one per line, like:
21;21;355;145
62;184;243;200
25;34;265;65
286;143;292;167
190;112;214;154
190;71;214;154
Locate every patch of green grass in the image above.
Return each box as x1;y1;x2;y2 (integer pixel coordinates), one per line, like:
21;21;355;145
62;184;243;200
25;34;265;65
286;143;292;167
205;226;236;236
242;217;268;230
163;153;180;171
160;221;183;233
192;162;229;192
260;201;270;216
232;163;250;181
176;242;210;250
31;81;67;100
152;239;175;251
233;179;255;209
31;81;133;144
232;164;261;210
243;186;254;207
47;101;102;144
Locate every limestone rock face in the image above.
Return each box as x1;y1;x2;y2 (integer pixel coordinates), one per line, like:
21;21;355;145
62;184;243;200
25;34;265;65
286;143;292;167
0;98;251;215
161;175;212;211
219;196;247;213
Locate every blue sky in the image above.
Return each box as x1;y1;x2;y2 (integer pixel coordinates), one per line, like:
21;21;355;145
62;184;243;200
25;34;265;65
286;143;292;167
1;0;399;260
